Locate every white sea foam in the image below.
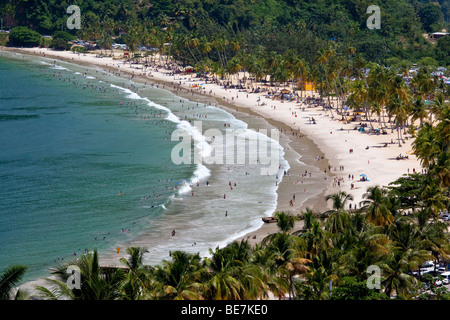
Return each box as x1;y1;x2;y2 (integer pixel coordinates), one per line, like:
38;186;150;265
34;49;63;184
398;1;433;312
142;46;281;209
10;51;302;284
110;83;212;195
51;65;69;71
108;82;289;265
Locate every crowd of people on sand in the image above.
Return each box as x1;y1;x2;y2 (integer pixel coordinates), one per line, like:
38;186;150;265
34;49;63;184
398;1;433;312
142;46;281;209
121;56;422;240
25;50;425;260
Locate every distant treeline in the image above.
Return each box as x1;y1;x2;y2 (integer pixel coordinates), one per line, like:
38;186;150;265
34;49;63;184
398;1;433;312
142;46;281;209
1;0;449;67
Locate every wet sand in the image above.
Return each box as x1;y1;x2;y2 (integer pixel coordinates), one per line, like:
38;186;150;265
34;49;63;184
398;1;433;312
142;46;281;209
2;47;421;253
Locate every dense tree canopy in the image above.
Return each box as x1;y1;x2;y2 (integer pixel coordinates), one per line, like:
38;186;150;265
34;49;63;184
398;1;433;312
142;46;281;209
7;26;41;47
1;0;449;67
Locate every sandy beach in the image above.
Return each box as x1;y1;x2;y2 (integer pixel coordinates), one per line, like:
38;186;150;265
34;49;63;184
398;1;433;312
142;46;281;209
1;46;422;249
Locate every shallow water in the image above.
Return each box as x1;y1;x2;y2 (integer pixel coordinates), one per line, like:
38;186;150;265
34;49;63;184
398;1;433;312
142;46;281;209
0;52;289;282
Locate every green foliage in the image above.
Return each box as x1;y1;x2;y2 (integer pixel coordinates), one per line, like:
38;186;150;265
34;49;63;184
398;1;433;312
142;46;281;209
11;169;450;300
52;31;75;42
435;36;450;67
418;3;444;33
50;30;75;50
331;276;388;300
0;33;8;46
72;46;87;53
50;38;69;50
388;174;427;209
8;26;41;47
39;36;52;48
0;264;28;300
2;0;448;65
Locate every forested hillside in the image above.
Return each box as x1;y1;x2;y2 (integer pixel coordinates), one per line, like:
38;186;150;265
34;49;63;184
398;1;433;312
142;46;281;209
1;0;449;66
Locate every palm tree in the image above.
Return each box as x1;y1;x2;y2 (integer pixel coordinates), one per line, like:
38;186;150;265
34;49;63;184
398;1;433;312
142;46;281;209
298;208;317;232
119;247;152;300
222;240;270;299
264;51;283;87
381;246;430;298
203;246;248;300
183;34;198;64
125;27;140;60
411;97;428;129
337;227;390;280
413;122;441;168
415;210;449;268
0;264;28;300
298;220;329;260
211;37;229;68
360;186;394;227
274;211;298;234
316;47;336;113
199;36;212;60
226;56;242;82
98;30;113;56
385;216;435;282
292;57;308;99
420;182;447;217
324;191;354;234
387;95;410;147
153;250;206;300
296;266;333;300
38;249;125;300
411;68;436;100
386;73;412;145
432;149;450;188
262;232;310;299
367;66;390;129
231;40;241;53
350;79;369;120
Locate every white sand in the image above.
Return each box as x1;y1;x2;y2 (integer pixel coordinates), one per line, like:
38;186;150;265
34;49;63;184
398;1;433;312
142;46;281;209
6;47;422;240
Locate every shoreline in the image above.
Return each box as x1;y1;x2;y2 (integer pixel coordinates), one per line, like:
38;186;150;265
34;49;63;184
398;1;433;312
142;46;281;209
1;47;332;249
2;46;421;264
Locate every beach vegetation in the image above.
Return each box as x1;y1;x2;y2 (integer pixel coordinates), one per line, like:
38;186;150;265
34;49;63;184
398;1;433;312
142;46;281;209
1;0;449;67
19;115;447;300
0;264;28;300
1;0;449;302
50;30;76;51
7;26;41;47
6;163;449;301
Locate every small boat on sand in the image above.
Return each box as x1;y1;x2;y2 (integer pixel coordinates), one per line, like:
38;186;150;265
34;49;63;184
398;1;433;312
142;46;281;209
262;217;277;223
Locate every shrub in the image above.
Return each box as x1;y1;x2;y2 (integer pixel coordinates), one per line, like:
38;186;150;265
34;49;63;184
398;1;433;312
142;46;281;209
8;27;42;47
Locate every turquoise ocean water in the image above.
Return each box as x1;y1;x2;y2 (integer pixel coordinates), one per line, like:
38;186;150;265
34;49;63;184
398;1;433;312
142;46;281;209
0;52;288;283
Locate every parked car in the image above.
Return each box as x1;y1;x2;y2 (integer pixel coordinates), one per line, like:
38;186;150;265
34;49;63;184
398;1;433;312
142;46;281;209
437;267;447;273
441;272;450;285
434;278;443;287
441;214;450;221
420;261;436;274
423;270;440;277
